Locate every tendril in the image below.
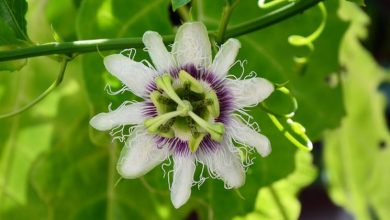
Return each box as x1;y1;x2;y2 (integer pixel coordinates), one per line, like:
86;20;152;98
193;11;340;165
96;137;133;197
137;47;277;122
287;2;327;73
260;84;313;151
258;0;292;9
268;113;313;151
0;57;70;120
261;85;297;118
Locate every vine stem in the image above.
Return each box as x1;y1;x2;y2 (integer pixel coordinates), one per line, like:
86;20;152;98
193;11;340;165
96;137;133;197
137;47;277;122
216;0;241;43
0;0;322;62
0;58;69;119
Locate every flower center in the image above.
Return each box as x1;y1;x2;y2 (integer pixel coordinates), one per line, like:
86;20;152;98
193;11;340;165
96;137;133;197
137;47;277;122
144;70;224;152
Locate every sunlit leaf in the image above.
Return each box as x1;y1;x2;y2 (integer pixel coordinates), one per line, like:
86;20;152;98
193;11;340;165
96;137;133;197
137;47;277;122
324;2;390;220
234;151;317;220
0;57;77;214
0;0;83;215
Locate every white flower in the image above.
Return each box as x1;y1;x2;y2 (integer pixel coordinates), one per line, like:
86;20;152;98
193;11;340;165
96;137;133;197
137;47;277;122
90;22;274;208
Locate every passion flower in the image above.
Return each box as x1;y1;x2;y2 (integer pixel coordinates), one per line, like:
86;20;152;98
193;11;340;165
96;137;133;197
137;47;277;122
90;22;274;208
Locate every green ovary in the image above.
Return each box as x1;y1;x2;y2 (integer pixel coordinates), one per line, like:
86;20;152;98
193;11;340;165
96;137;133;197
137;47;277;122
144;70;224;152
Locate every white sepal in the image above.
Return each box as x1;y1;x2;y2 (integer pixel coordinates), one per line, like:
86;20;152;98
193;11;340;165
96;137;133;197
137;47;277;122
104;54;156;98
90;102;145;131
198;142;245;188
228;117;271;157
170;154;195;209
117;128;169;178
172;22;212;68
211;38;241;77
143;31;176;72
226;77;274;109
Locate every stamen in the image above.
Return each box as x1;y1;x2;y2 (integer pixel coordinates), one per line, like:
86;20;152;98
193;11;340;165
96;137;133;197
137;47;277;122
189;133;206;152
179;70;204;93
191;99;211;109
205;91;220;117
157;95;175;105
158;128;174;138
155;74;185;107
188;111;224;142
177;100;192;116
150;91;166;113
145;100;192;133
159;118;175;132
144;110;183;133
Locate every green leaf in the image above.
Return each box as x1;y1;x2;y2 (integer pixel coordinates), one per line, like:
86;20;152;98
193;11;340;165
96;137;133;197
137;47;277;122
195;0;348;137
0;58;77;214
234;151;317;220
0;0;30;71
45;0;79;41
0;1;82;214
238;1;348;140
324;2;390;220
171;0;191;11
0;0;29;44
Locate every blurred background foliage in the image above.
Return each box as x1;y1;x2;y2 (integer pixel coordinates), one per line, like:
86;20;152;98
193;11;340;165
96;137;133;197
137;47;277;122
0;0;389;219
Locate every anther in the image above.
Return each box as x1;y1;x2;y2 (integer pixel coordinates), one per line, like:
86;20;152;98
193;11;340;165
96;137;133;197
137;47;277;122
189;133;206;152
177;100;192;116
144;110;183;133
205;91;220;117
179;70;204;93
188;111;224;142
150;91;167;113
155;74;186;107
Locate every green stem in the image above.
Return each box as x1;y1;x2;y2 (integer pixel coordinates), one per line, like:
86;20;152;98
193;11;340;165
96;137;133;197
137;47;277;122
0;0;321;62
0;37;172;62
106;143;117;220
177;6;191;22
0;58;69;119
216;0;240;43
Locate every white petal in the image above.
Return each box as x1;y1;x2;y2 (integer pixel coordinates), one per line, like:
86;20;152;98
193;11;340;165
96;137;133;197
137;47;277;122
171;155;195;209
228;117;271;157
117;128;169;178
211;38;241;77
90;102;145;131
104;54;156;97
198;144;245;188
143;31;176;72
172;22;211;68
225;77;274;109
